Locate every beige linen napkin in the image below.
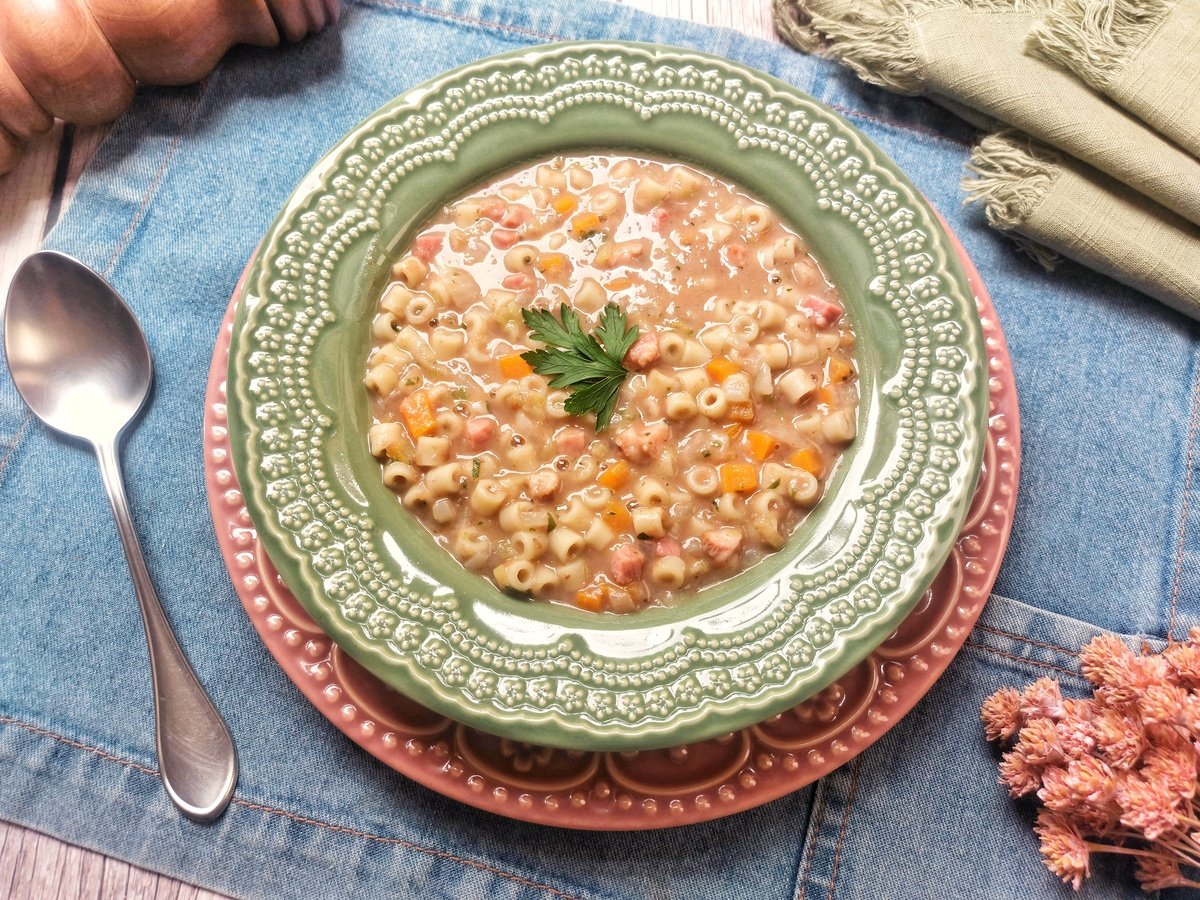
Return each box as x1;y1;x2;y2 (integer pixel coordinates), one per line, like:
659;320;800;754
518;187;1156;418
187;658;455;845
1028;0;1200;159
772;0;1200;227
963;131;1200;319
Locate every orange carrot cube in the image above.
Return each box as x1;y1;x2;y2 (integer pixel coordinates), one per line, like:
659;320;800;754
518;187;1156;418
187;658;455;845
598;460;630;490
499;353;534;379
705;356;740;382
746;431;780;461
720;463;758;493
399;390;437;438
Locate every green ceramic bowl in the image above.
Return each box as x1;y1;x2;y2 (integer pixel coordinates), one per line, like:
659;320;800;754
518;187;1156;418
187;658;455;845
226;41;988;750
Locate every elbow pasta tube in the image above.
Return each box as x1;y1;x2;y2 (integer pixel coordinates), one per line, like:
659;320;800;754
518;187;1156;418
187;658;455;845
511;530;549;560
528;567;561;599
469;479;508;515
549;527;585;562
392;255;427;286
634;477;669;507
364;364;398;396
382;461;418;491
650;556;687;587
426;462;464;496
494;559;536;593
453;529;491;569
696;387;728;419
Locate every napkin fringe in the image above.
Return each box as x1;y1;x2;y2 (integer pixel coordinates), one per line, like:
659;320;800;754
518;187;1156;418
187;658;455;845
1027;0;1177;91
773;0;1044;94
962;131;1062;269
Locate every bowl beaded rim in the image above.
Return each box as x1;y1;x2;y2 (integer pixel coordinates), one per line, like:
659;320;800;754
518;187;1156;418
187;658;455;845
226;40;988;750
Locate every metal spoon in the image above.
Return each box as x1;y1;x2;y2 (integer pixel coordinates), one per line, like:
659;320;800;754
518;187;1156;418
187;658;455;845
4;250;237;822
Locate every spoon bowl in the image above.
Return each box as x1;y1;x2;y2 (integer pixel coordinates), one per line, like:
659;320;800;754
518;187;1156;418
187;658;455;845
4;250;237;823
4;251;151;443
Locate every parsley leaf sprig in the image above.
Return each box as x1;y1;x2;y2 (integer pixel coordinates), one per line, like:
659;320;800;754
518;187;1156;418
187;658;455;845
520;303;638;431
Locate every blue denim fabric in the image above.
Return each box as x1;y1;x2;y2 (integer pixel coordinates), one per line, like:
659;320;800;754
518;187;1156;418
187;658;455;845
2;1;1197;898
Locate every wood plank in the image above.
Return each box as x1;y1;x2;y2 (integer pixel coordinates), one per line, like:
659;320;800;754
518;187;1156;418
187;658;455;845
0;3;779;896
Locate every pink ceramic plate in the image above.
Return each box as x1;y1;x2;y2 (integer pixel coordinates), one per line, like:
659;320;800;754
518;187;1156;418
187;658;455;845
204;230;1019;830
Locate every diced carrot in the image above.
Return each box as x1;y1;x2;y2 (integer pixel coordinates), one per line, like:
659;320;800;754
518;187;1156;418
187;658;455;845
602;501;632;530
575;586;605;612
827;356;854;384
727;401;756;423
536;253;569;277
499;353;534;379
720;463;758;494
399;390;437;438
789;447;824;476
552;194;578;215
747;431;780;461
705;356;740;382
598;460;630;490
813;387;834;407
724;423;744;440
606;276;634;292
570;211;602;238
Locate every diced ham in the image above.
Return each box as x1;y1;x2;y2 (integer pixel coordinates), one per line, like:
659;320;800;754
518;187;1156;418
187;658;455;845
702;528;743;565
654;537;682;558
481;198;506;220
492;228;519;249
726;243;749;267
615;421;670;464
527;469;560;501
623;332;659;370
500;205;529;229
609;544;645;586
414;232;443;262
803;296;844;330
649;207;669;231
502;273;533;291
466;417;495;449
555;426;587;455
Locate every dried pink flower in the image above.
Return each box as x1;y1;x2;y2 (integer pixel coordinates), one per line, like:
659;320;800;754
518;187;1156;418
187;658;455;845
1093;707;1144;770
1056;709;1098;760
1143;745;1198;802
1063;756;1117;807
1138;683;1189;726
1016;717;1064;767
1021;676;1066;721
999;746;1042;798
1163;642;1200;689
1079;634;1135;688
1034;808;1091;891
983;636;1200;893
1037;765;1074;812
1116;774;1183;842
1134;856;1195;892
981;686;1023;742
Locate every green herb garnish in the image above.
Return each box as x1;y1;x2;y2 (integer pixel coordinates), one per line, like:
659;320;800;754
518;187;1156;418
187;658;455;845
547;515;557;533
520;303;638;431
451;386;469;401
471;459;481;479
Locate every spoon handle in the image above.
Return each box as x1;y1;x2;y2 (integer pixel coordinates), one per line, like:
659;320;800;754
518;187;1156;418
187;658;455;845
94;438;238;822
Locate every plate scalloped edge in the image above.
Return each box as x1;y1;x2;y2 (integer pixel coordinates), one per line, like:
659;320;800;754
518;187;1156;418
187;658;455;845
206;222;1018;829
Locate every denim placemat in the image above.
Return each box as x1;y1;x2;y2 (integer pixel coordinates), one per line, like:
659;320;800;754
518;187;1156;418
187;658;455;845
2;2;1197;898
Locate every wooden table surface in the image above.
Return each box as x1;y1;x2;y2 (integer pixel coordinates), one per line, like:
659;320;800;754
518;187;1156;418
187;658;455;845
0;2;782;896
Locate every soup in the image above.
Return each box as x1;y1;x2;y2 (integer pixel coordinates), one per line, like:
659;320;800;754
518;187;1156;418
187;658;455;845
364;154;858;613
